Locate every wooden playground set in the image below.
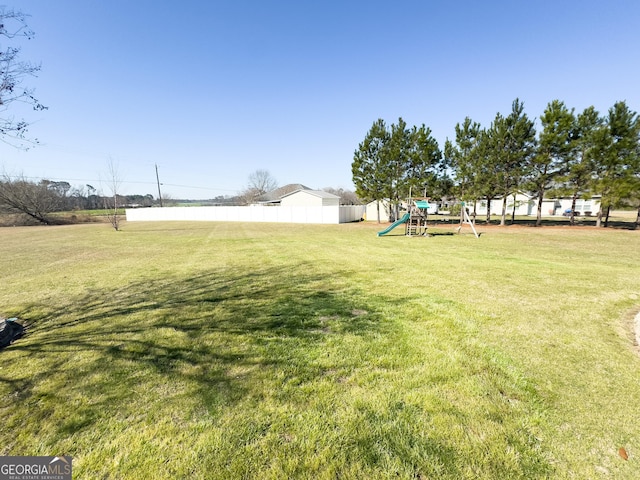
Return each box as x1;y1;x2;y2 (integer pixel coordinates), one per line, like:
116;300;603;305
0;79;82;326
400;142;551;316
377;197;479;238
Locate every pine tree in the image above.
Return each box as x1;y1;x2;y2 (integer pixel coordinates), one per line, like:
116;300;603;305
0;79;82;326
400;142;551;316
592;101;640;227
529;100;576;226
352;119;389;223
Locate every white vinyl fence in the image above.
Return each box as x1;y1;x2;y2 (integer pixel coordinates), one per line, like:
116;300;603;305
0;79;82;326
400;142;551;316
126;205;365;225
339;205;366;223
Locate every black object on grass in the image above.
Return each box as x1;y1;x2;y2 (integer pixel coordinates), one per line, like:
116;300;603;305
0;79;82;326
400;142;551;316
0;318;25;349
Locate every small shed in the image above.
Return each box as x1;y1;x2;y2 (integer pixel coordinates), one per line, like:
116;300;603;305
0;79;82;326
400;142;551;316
365;199;394;222
280;189;340;207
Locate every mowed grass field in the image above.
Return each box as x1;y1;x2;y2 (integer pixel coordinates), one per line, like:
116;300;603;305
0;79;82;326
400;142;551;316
1;220;639;479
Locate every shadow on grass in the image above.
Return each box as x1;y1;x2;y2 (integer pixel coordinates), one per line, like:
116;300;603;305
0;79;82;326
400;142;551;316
7;264;380;401
0;267;454;475
0;265;552;478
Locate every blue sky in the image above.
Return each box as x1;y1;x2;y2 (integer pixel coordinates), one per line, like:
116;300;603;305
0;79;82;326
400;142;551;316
2;0;639;199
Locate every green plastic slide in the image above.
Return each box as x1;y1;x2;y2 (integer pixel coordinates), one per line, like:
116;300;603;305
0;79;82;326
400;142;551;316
377;213;410;236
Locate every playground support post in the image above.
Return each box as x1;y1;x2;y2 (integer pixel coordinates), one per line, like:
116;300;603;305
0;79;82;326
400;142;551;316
457;201;480;239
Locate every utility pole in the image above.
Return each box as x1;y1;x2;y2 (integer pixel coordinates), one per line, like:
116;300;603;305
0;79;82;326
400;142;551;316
155;164;163;207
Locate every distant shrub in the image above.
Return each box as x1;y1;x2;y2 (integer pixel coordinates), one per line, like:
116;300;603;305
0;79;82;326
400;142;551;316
449;203;462;216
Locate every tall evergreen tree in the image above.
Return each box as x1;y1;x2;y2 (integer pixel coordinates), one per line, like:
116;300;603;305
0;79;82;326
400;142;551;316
386;119;445;213
529;100;576;226
384;118;411;216
487;99;536;225
628;171;640;229
353;118;444;222
445;117;483;203
352;119;389;222
557;106;602;225
404;124;444;198
475;128;502;222
592;101;640;227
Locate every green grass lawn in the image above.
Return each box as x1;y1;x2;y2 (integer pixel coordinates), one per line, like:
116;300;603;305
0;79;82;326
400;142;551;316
1;221;639;479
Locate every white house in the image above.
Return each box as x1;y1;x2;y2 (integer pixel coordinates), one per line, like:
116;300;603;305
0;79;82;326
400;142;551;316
543;196;601;216
468;193;601;217
467;193;536;217
280;189;340;207
256;183;310;204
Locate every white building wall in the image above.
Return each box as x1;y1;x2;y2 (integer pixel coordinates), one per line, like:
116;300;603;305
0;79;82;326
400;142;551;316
280;191;340;207
555;198;600;215
469;195;534;216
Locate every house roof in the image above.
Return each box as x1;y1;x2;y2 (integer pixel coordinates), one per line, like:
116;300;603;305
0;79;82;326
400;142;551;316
257;183;311;203
280;189;340;200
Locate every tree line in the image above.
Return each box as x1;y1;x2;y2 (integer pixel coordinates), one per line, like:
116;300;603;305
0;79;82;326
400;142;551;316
0;174;154;225
352;99;640;228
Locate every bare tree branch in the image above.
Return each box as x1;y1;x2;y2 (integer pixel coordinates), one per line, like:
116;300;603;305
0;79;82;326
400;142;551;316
0;8;47;148
0;172;62;224
240;169;278;204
